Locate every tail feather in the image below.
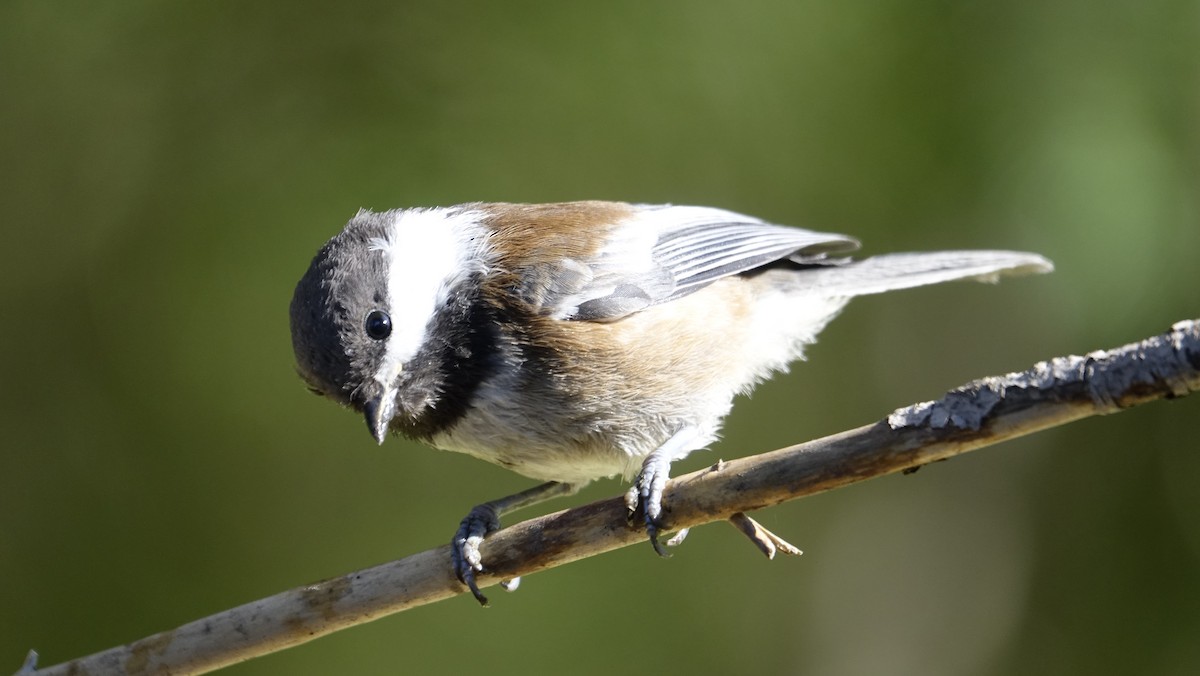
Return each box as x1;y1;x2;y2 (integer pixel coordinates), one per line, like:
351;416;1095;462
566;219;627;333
794;251;1053;298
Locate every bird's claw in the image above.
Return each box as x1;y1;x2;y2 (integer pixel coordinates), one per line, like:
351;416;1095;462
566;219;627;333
627;463;678;557
449;481;578;606
453;504;501;606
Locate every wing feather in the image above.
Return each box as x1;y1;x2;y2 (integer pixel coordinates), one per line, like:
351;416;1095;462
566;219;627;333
548;205;859;321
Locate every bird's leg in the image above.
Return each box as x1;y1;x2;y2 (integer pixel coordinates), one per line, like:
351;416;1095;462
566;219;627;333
454;480;579;606
626;427;705;556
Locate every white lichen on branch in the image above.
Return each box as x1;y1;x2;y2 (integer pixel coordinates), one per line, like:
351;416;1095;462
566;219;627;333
889;319;1199;431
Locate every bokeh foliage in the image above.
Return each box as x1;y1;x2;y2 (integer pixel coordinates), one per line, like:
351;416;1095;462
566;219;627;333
2;1;1198;674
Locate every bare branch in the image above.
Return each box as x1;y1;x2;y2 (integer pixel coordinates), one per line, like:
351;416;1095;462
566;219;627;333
21;319;1200;676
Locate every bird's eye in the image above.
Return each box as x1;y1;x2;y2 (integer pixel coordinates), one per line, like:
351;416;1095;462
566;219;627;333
364;310;392;340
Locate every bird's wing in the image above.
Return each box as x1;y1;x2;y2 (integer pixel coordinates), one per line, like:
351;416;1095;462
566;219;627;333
538;204;860;321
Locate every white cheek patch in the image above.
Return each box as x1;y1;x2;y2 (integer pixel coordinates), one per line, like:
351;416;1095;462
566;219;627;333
367;207;492;385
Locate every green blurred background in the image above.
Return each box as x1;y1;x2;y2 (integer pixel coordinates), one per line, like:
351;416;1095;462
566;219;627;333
2;1;1198;674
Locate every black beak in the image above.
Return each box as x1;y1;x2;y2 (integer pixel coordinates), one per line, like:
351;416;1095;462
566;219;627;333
360;382;397;445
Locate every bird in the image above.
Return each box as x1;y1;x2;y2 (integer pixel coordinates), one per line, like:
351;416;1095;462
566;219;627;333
288;200;1052;604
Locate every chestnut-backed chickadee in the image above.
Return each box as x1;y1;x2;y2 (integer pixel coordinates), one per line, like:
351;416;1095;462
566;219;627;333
289;201;1052;604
